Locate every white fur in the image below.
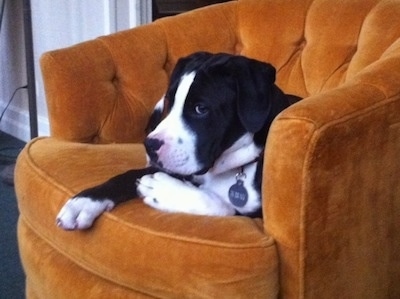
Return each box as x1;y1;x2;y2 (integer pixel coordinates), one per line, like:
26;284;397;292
137;172;236;216
199;162;261;215
154;97;165;111
210;133;263;175
56;197;114;230
147;72;201;175
137;160;260;216
56;71;264;229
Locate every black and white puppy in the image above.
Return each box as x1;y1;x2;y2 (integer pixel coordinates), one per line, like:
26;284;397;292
56;52;300;230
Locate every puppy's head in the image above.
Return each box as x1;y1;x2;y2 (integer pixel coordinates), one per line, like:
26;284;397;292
145;52;290;175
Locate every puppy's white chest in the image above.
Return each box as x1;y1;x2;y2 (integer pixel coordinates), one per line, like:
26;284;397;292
197;162;261;215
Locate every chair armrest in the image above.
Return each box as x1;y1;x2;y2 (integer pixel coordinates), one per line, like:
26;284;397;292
262;45;400;297
40;2;237;143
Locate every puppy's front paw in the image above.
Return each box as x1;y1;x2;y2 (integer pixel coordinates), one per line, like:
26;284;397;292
137;172;192;212
56;197;115;230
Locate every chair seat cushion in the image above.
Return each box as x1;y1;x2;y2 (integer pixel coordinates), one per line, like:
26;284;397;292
16;137;279;298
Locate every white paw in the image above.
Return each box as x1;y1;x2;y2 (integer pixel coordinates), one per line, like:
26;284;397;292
56;197;115;230
137;172;194;213
137;172;234;216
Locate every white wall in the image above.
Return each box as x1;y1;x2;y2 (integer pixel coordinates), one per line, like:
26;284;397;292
0;0;151;142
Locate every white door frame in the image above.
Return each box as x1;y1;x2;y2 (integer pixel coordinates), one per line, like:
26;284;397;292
110;0;152;32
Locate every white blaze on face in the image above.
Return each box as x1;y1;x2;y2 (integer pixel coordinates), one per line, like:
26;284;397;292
147;72;201;175
154;97;165;112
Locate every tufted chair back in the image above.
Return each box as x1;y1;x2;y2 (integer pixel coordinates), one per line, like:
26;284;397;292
238;0;400;96
42;0;400;144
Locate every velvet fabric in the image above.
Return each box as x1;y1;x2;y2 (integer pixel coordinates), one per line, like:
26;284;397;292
15;0;400;298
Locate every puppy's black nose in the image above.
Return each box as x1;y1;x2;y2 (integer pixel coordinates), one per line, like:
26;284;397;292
144;138;164;161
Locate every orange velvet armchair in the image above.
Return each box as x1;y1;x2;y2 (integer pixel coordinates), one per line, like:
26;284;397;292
15;0;400;298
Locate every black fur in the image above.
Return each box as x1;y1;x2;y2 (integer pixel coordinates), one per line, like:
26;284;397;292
70;52;301;217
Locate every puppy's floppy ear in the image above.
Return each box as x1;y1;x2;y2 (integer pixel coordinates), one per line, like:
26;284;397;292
230;56;280;133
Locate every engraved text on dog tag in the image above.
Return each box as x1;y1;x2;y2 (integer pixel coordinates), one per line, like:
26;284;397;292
228;179;248;207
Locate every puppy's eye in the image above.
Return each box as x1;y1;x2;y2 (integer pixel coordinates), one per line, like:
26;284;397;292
194;104;209;116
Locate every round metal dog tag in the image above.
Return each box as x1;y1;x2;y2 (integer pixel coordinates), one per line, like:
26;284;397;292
228;180;248;207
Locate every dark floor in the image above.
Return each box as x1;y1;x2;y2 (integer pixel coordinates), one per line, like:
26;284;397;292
0;131;26;299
